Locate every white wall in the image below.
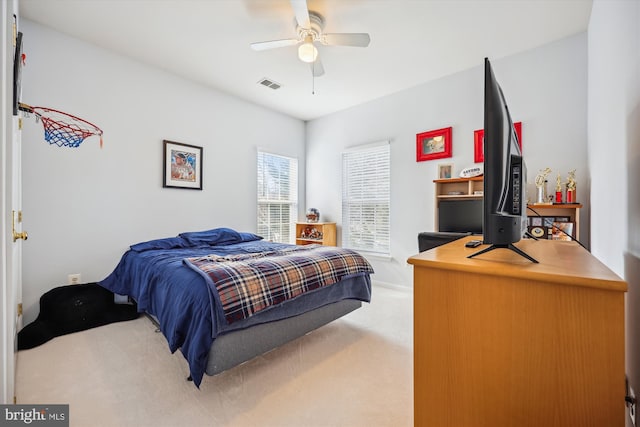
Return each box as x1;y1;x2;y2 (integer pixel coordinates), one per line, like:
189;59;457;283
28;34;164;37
587;1;640;425
19;21;592;317
306;34;588;287
588;0;639;275
19;20;305;325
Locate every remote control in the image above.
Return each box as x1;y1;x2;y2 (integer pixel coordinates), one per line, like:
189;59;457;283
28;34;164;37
465;240;482;248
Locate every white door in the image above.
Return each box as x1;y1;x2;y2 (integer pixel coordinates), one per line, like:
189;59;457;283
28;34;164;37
4;118;24;405
2;0;23;404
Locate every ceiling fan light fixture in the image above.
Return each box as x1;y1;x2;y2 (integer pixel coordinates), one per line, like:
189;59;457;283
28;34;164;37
298;36;318;63
250;5;369;77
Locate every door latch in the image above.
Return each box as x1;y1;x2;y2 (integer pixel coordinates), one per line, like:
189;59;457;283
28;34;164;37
12;210;28;242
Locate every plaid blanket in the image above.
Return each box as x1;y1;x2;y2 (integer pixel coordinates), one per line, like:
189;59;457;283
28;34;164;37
184;245;374;324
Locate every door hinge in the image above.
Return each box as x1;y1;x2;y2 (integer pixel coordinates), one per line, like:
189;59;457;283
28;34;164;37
18;117;22;130
17;303;22;316
13;396;17;404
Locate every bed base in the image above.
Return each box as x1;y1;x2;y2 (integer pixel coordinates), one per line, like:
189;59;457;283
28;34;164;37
205;299;362;376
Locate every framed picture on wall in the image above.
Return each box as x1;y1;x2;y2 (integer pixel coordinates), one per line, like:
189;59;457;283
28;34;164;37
416;127;452;162
474;122;522;163
438;163;453;179
163;140;203;190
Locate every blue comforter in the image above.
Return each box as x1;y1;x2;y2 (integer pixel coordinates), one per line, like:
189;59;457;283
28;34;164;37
99;228;373;387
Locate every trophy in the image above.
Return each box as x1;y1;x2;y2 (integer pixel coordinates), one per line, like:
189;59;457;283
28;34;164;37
534;168;552;204
555;173;563;203
566;169;577;203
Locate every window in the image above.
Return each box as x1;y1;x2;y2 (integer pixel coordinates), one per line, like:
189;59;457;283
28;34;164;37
257;151;298;244
342;141;391;254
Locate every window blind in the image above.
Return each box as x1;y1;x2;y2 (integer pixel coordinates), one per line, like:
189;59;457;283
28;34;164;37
257;151;298;244
342;142;390;254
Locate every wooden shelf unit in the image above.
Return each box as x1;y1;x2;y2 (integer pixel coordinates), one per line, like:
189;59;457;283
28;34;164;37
433;177;583;240
434;176;484;200
408;237;627;427
295;222;336;246
433;177;483;231
526;203;582;240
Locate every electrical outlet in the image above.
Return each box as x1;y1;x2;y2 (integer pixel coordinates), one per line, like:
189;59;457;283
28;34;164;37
68;273;81;285
630;386;637;426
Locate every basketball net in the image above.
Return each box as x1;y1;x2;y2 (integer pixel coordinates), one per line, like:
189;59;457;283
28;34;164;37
19;103;103;148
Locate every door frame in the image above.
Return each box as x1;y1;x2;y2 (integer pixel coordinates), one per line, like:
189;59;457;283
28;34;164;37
1;0;22;405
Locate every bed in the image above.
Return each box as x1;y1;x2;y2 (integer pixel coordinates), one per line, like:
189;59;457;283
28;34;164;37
99;227;373;387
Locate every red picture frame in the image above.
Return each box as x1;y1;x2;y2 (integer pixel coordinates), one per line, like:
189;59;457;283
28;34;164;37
474;122;522;163
416;127;452;162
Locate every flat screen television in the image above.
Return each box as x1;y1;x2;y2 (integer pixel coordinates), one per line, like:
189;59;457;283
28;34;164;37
439;199;483;234
469;58;537;263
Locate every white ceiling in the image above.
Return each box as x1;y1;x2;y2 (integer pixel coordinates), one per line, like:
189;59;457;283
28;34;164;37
19;0;592;121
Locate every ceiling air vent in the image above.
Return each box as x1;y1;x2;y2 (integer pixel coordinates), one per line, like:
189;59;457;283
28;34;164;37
258;78;281;90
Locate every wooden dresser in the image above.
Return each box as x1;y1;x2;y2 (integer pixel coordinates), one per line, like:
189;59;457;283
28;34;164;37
407;236;627;427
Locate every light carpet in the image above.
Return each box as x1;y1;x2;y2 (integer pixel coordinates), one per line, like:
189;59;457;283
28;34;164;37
16;285;413;427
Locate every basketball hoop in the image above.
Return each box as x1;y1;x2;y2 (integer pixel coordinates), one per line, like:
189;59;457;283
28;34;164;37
19;103;103;148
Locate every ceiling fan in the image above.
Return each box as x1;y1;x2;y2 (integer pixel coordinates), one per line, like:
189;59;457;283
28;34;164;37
250;0;371;77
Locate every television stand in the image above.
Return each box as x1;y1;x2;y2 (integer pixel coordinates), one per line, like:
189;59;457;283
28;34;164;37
468;243;539;263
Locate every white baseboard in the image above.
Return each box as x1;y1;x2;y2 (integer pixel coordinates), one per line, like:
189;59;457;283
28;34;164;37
372;279;411;293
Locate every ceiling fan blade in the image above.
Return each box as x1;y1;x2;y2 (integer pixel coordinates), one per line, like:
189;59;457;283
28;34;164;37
290;0;311;29
310;56;325;77
323;33;371;47
250;38;299;51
